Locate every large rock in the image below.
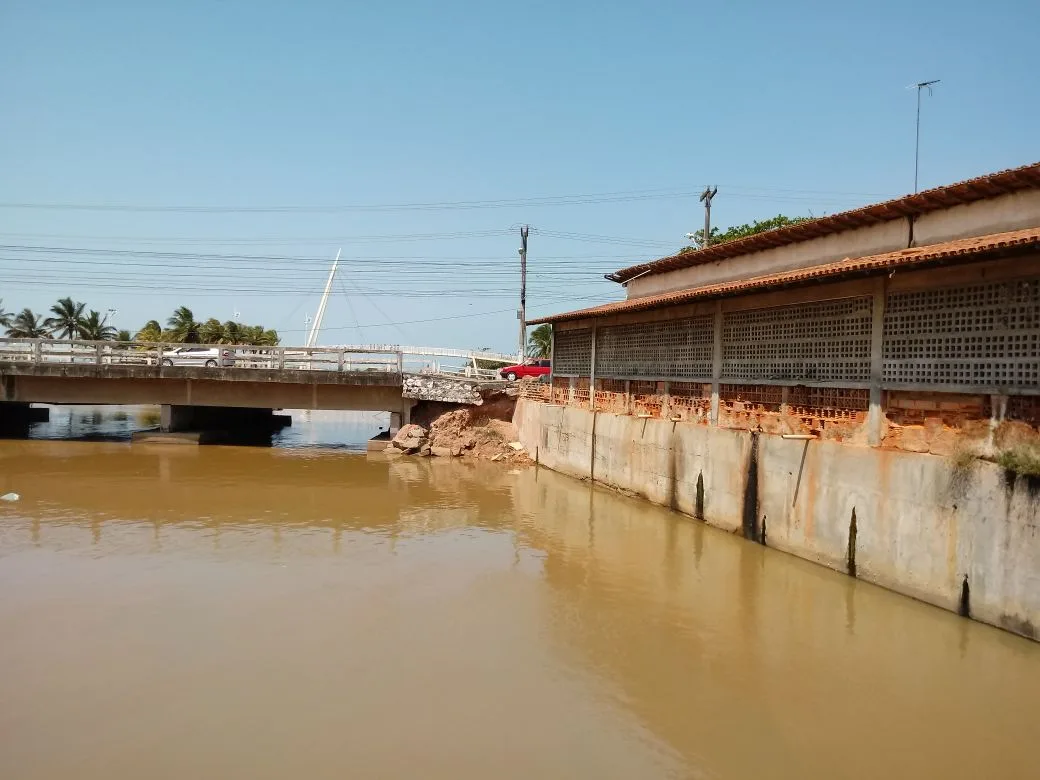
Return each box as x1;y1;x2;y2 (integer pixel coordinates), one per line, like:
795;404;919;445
392;424;428;454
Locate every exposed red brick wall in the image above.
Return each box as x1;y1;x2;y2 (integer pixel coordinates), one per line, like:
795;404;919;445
668;382;711;422
541;380;1039;455
1007;395;1040;427
881;391;991;455
593;379;627;414
718;384;783;432
631;381;663;418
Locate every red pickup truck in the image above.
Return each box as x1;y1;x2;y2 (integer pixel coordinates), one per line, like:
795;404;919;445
499;359;551;381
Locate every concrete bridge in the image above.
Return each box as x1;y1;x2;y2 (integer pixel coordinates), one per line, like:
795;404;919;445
0;338;513;437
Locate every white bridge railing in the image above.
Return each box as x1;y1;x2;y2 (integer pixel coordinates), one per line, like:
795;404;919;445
0;338;515;379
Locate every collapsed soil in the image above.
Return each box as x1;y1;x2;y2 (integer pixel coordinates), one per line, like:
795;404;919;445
407;388;532;464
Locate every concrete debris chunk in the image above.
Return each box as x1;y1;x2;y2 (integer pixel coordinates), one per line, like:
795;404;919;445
392;424;428;454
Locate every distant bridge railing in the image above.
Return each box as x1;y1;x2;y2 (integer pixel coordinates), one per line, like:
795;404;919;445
0;338;516;378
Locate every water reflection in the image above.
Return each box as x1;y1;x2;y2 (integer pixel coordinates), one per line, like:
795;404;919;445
15;404;386;450
0;439;1038;779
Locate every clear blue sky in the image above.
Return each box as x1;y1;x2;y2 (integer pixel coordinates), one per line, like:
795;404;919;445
1;0;1037;351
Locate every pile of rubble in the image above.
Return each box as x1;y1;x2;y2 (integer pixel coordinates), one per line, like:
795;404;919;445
386;414;530;464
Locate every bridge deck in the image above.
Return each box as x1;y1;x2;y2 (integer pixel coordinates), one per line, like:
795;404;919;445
0;338;504;411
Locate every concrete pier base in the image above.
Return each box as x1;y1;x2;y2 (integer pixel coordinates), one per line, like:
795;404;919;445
150;405;291;445
160;405;282;433
131;431;204;445
0;402;49;435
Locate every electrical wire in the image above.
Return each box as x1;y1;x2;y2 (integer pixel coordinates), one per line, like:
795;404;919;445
0;184;888;214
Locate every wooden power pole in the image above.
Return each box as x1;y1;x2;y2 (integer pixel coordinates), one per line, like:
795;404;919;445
518;225;529;360
700;186;718;247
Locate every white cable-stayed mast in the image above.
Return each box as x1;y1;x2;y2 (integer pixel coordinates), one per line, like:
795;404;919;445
306;248;340;347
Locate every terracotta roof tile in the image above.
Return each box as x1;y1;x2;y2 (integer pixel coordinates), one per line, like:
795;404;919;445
531;227;1040;325
608;161;1040;284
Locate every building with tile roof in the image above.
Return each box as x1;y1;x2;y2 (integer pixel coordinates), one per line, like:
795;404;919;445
527;162;1040;450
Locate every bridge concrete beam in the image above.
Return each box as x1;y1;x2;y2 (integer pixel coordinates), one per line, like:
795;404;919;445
0;374;405;412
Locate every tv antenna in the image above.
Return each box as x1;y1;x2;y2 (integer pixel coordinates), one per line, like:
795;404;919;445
910;79;940;193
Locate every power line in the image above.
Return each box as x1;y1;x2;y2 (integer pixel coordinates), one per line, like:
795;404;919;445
0;229;515;245
271;293;616;333
0;274;614;303
340;275;412;342
0;188;702;213
0;185;891;214
0;260;615;287
0;243;636;267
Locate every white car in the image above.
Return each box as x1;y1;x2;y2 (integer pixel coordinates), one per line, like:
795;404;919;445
160;346;234;368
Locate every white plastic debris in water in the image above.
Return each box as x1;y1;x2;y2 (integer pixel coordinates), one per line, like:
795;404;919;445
0;493;19;502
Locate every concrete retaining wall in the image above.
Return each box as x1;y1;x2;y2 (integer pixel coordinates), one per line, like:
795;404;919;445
515;398;1040;640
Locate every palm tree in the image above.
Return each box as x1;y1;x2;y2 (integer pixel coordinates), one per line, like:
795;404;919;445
78;310;118;341
527;324;552;358
240;325;263;345
116;329;131;343
256;328;279;346
0;299;10;329
44;297;87;339
6;309;50;338
198;318;224;344
221;320;242;344
134;320;163;342
166;306;199;343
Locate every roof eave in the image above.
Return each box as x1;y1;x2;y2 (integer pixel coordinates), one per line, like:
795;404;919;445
609;161;1040;285
530;229;1040;326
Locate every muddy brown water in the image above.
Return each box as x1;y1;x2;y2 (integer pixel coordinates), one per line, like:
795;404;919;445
1;407;1038;779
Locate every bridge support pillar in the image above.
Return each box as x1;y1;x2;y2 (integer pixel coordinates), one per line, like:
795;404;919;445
160;405;290;434
389;401;414;436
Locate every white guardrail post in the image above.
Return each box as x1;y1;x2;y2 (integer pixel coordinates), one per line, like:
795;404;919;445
0;337;513;377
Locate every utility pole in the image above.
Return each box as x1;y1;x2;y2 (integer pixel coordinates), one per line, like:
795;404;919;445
913;79;940;193
699;186;718;247
518;225;529;360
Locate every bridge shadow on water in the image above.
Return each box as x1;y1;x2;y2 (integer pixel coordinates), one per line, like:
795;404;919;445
3;404;387;450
